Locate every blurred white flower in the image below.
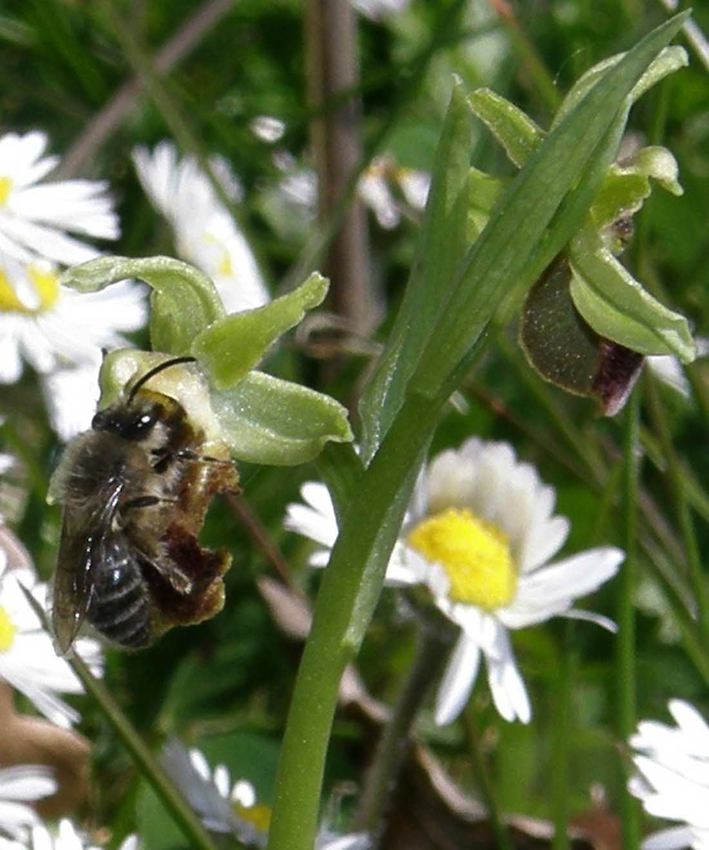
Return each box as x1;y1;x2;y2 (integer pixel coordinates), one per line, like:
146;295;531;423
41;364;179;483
630;700;709;850
0;255;146;439
250;116;286;144
133;141;269;313
0;131;118;267
0;819;138;850
0;765;56;842
317;830;371;850
272;152;429;231
0;556;103;729
286;438;623;725
350;0;410;21
646;338;709;399
358;157;429;229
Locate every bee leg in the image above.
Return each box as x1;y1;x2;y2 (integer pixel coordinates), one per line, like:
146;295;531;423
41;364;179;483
150;448;234;470
124;495;178;510
138;551;193;595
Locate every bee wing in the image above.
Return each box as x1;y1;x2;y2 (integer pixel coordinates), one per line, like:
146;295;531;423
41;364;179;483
52;480;124;656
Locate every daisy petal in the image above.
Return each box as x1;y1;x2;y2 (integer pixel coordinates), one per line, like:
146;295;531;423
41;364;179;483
434;632;481;726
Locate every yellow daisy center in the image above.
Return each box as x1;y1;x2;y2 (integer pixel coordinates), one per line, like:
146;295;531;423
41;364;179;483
408;508;517;609
234;802;271;834
0;605;17;652
0;176;13;206
0;264;61;314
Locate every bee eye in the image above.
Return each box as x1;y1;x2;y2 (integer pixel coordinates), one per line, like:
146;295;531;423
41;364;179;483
126;411;158;439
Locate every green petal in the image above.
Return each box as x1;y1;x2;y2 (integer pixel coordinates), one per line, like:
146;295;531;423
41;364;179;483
211;371;353;465
192;273;328;390
591;147;682;231
60;255;225;356
569;228;696;361
468;88;544;167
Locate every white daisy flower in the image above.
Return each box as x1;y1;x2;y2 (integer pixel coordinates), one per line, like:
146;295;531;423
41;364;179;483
161;740;368;849
0;819;138;850
161;740;269;846
0;131;118;268
630;700;709;850
285;438;623;725
133;141;269;314
0;554;103;729
0;255;146;439
0;765;56;842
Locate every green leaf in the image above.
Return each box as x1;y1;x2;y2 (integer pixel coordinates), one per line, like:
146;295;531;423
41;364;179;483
60;255;225;355
468;167;506;240
211;371;353;465
468;88;544;167
192;273;328;390
569;228;696;361
552;46;688;130
358;77;473;463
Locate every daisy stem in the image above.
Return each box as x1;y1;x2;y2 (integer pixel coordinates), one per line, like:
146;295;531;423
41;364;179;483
550;626;574;850
644;375;709;642
616;386;641;850
17;587;219;850
353;609;454;844
462;707;514;850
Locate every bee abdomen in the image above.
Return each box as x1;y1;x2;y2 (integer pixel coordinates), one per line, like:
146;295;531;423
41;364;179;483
88;544;152;649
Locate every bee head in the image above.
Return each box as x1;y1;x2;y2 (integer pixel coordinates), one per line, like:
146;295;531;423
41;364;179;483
92;404;161;441
92;356;197;442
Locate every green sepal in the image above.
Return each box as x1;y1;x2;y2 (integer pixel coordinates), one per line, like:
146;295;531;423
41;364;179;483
59;256;225;356
552;46;688;129
211;371;353;466
569;228;696;361
468;88;545;168
192;273;328;390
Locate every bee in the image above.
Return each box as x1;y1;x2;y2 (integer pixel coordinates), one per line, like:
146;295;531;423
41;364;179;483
51;355;239;655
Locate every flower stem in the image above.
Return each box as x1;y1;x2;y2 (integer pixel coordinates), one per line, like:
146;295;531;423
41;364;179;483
354;610;455;844
266;393;440;850
18;587;219;850
616;387;641;850
462;706;514;850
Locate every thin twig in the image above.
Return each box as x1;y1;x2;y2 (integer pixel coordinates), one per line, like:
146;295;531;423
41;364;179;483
58;0;234;178
304;0;374;334
224;493;294;588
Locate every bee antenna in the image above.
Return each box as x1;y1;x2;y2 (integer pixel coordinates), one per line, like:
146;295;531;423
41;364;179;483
127;356;197;405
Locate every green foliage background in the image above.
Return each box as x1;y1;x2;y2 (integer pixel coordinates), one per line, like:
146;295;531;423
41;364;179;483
0;1;706;847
